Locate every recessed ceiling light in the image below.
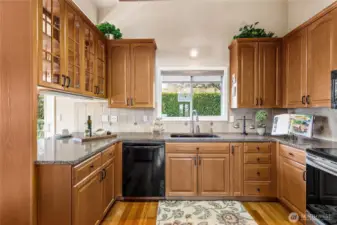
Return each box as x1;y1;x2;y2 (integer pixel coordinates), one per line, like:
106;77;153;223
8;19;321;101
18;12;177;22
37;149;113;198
190;48;198;58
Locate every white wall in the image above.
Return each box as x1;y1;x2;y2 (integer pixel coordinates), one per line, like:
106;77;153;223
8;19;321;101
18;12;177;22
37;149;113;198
55;97;77;134
287;0;335;31
99;0;288;67
73;0;98;24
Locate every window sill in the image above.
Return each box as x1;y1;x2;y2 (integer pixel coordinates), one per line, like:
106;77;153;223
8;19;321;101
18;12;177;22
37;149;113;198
161;116;228;122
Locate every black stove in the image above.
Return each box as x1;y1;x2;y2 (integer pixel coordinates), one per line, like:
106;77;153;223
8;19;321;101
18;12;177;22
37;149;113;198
306;148;337;225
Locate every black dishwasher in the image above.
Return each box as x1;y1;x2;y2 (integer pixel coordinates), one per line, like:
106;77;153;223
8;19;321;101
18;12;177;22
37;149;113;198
122;142;165;198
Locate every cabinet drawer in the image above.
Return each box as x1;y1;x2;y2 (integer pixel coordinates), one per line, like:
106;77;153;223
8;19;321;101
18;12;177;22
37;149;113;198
244;165;271;181
102;144;116;164
244;182;273;197
280;144;305;165
198;143;230;154
73;154;102;184
166;143;199;153
244;153;271;164
244;143;270;153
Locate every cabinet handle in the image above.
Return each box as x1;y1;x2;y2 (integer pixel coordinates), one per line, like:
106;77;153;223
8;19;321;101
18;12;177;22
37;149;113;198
231;146;234;154
306;95;311;104
194;157;197;166
301;95;306;104
260;98;263;106
303;171;306;181
97;86;100;95
288;152;294;157
127;98;130;106
66;77;71;88
257;158;260;162
61;75;66;87
89;164;94;169
103;169;107;179
257;172;260;176
256;98;259;106
198;156;201;165
99;170;104;182
257;147;260;151
131;98;134;106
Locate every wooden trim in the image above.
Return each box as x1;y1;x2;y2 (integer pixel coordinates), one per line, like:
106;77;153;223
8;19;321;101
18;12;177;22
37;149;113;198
107;39;157;49
229;38;283;49
115;142;123;198
165;196;277;201
285;1;337;38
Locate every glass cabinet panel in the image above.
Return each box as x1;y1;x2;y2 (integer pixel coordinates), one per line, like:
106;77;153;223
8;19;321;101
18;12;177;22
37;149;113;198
41;0;63;85
96;39;106;96
84;25;95;93
66;6;81;90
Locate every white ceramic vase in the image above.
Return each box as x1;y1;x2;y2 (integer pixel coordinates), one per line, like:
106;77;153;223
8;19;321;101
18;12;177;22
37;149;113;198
105;34;114;40
257;127;266;136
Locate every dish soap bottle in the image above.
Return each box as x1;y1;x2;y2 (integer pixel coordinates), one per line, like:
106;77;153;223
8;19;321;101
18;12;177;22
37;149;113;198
87;116;92;137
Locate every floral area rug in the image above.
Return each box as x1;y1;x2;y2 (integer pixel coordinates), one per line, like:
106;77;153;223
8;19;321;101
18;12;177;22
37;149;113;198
156;201;257;225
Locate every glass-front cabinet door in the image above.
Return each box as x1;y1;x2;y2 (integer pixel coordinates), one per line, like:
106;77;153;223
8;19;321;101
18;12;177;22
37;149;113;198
40;0;65;89
96;38;106;97
84;24;96;95
65;4;82;92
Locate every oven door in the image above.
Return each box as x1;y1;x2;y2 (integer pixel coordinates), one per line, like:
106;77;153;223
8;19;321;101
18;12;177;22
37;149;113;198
307;154;337;224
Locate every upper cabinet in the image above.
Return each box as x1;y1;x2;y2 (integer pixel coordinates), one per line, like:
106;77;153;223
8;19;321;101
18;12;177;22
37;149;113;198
38;0;106;98
229;38;282;108
108;39;156;108
284;6;337;108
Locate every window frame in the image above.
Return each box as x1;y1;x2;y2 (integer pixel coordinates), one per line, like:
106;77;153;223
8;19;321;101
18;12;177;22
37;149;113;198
157;67;229;121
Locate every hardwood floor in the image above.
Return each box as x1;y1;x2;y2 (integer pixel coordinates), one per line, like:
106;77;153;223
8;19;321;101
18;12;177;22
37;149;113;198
101;201;302;225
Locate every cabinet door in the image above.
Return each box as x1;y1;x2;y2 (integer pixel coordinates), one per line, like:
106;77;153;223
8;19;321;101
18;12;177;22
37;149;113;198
130;43;155;108
237;42;259;108
284;29;308;108
83;24;96;95
230;143;243;196
73;172;103;225
102;159;114;216
307;12;334;107
165;153;197;197
65;4;82;93
108;44;130;108
198;154;230;196
279;156;306;216
96;38;106;97
333;9;337;70
259;41;282;108
39;0;66;89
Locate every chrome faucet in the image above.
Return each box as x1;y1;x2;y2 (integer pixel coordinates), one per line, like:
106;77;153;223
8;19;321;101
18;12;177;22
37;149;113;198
191;110;200;134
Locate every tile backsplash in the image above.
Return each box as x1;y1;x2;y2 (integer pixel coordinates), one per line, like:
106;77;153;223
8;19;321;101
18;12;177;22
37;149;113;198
68;100;282;135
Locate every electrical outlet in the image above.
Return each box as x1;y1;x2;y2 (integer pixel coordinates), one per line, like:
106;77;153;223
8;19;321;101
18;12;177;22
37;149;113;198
229;116;235;123
110;116;118;123
101;115;109;123
143;115;148;122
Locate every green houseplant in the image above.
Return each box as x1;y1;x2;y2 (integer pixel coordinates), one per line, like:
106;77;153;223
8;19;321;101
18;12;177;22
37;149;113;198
96;22;122;40
233;22;275;39
255;110;268;135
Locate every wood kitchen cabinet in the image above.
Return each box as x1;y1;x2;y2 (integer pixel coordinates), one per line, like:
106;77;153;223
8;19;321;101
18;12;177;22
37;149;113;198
37;144;117;225
165;153;198;197
73;172;102;225
198;154;230;196
38;0;106;98
230;143;244;196
229;38;282;108
108;39;156;108
279;145;306;218
284;7;337;108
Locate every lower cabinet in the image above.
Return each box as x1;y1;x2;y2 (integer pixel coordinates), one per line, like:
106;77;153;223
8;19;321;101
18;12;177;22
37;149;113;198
165;153;198;196
37;144;117;225
279;154;306;217
73;172;103;225
230;143;244;196
198;154;230;196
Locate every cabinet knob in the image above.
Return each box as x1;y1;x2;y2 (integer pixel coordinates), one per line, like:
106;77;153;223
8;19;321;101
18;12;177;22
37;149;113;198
257;172;260;176
89;164;94;169
256;188;261;192
306;95;311;104
301;96;306;104
288;152;294;157
257;158;260;162
256;147;260;151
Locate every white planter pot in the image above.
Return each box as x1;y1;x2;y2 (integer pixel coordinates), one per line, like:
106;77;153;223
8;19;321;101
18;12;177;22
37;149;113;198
257;127;266;136
105;34;114;40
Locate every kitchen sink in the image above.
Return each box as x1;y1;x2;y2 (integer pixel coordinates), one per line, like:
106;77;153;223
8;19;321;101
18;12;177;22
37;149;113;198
170;133;220;138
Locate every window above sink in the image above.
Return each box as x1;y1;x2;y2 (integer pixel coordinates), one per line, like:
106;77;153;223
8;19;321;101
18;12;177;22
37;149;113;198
157;67;229;122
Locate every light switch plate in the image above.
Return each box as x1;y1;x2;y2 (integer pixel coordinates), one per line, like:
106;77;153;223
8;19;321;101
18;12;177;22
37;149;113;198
229;116;235;123
143;115;148;122
110;116;118;123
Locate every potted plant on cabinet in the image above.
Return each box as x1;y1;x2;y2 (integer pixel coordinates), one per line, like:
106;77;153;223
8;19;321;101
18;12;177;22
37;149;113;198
96;22;123;40
256;110;268;136
233;22;275;39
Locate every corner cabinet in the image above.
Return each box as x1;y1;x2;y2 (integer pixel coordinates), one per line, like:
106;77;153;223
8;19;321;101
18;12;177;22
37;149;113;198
108;39;156;108
229;38;282;108
38;0;106;98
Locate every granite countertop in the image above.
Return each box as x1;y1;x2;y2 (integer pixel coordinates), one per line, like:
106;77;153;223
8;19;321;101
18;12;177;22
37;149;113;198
36;132;337;165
